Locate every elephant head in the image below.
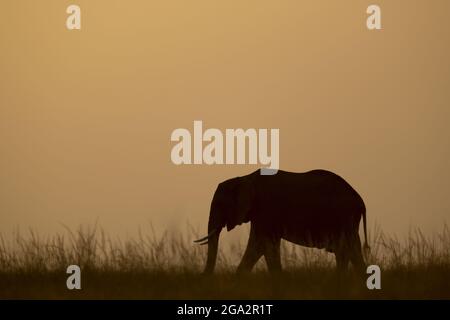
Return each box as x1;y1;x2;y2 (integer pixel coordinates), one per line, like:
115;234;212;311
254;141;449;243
194;175;256;274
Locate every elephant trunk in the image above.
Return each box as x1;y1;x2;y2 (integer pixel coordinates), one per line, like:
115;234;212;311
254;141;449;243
201;209;225;274
203;229;221;274
195;197;226;274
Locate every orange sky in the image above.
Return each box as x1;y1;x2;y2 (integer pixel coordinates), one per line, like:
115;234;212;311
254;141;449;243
1;1;449;240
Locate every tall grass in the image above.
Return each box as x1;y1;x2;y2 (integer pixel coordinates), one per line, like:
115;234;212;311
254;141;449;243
1;223;450;299
1;223;449;274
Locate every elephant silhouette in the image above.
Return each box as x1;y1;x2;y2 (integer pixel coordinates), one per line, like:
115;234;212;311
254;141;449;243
195;169;369;274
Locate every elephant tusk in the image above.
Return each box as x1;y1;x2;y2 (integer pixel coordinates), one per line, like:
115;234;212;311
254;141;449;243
194;229;217;243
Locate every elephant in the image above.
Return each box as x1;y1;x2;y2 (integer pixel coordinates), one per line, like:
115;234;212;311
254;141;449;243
194;169;369;274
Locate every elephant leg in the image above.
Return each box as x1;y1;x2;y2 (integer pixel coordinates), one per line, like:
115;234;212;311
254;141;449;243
264;237;282;274
349;234;366;274
236;226;263;274
335;250;349;273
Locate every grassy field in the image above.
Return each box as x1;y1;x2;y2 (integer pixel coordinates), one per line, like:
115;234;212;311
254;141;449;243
1;224;449;299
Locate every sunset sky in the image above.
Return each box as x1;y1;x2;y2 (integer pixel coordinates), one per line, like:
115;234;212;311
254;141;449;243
1;1;449;241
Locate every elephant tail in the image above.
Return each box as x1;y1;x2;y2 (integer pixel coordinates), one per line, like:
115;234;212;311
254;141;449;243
362;205;370;252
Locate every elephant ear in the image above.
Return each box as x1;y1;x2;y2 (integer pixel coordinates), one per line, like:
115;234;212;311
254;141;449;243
226;177;255;232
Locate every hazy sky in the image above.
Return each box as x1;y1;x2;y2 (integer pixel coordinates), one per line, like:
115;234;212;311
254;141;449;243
1;1;449;240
